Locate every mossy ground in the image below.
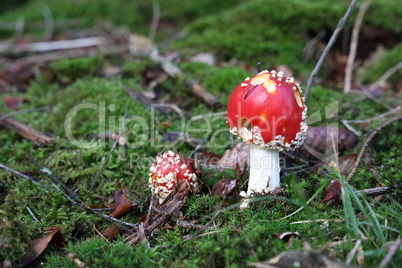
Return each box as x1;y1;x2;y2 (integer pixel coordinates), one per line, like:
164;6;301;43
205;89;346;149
1;0;401;267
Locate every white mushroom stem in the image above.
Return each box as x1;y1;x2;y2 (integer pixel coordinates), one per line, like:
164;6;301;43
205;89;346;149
247;145;280;196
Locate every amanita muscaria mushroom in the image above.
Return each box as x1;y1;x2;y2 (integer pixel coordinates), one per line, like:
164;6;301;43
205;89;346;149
149;151;199;203
227;70;308;195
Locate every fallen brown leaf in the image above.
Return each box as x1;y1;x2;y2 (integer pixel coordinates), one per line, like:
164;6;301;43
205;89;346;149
0;64;35;91
109;189;136;218
100;225;123;241
218;127;358;170
218;142;250;170
321;179;342;204
250;250;359;268
212;178;238;197
20;228;65;267
301;126;358;158
212;163;243;197
5;95;27;110
197;151;222;166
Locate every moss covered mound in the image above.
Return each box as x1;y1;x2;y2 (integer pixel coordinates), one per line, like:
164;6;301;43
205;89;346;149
172;0;402;72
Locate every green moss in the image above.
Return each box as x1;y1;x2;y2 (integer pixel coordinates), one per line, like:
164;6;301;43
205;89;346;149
172;0;343;70
361;43;402;86
45;238;160;267
0;189;33;263
364;0;402;33
49;57;103;84
172;0;402;72
0;0;247;40
122;59;157;80
1;0;402;266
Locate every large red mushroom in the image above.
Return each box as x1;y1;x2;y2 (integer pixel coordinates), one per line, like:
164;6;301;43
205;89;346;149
227;70;308;195
149;151;199;203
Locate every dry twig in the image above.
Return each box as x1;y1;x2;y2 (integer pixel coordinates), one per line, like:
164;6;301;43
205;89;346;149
0;163;50;191
126;180;191;245
341;105;401;136
372;61;402;88
347;115;402;181
303;30;325;62
304;0;357;102
379;236;402;268
41;6;54;40
344;0;372;93
149;1;161;42
361;185;399;196
0;111;54;145
346;239;362;265
68;253;89;268
29;160;138;230
90;107;129;190
1;37;106;54
186;81;222;110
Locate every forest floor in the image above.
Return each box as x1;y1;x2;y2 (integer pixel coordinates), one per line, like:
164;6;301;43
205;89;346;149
0;0;401;267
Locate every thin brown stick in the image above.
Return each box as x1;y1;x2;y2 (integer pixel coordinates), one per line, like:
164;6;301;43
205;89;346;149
7;45;129;66
190;111;227;121
149;1;160;42
361;185;399;196
144;192;156;228
344;0;372;93
181;203;224;243
347;115;402;181
373;61;402;88
41;6;54;40
29;160;138;230
68;253;89;268
290;219;344;224
5;37;106;53
0;106;50;121
341;105;401;136
343;106;401;124
30;158;81;200
379;236;402;267
186;81;222;110
123;84;153;109
93;224;111;244
90;107;129;190
346;239;362;265
126;181;190;245
0;163;50;191
303;30;325;62
304;0;357;102
176;220;209;230
0;111;54;145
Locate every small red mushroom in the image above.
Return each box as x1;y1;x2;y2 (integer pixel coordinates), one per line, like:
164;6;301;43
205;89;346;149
149;151;198;203
227;70;308;195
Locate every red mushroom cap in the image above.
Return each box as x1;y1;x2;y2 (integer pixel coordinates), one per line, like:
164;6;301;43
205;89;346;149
149;151;198;203
227;70;307;150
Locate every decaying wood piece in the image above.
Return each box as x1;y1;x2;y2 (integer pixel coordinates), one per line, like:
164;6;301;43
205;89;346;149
1;37;106;54
250;250;359;268
127;34;222;110
362;185;400;196
123;84;153;109
186;81;222;110
126;180;191;245
0;112;54;145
